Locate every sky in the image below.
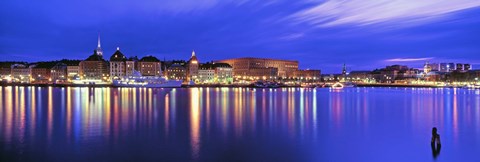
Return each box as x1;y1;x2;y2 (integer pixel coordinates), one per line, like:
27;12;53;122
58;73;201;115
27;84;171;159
1;0;480;73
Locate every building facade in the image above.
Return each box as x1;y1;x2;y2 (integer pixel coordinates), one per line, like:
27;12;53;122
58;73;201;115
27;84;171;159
51;63;67;82
109;47;127;79
166;64;187;81
138;56;161;76
79;50;109;80
215;57;298;79
11;64;30;82
293;69;321;81
197;62;233;84
187;51;199;82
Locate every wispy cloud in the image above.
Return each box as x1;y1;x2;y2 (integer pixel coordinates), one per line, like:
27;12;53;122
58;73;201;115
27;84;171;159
279;33;304;40
290;0;480;27
385;57;434;62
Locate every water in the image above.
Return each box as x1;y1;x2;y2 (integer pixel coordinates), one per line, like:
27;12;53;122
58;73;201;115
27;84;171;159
0;86;479;162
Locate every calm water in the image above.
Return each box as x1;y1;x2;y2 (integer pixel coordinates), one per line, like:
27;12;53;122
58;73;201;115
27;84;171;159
0;86;479;162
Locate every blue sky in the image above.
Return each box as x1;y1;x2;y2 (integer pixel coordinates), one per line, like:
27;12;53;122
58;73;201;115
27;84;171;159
1;0;480;73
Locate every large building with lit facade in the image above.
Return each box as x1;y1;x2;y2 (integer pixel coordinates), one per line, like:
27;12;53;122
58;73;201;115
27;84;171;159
197;62;233;84
79;50;109;80
138;56;161;76
10;64;30;82
50;63;67;82
166;64;187;81
109;47;127;79
215;57;299;79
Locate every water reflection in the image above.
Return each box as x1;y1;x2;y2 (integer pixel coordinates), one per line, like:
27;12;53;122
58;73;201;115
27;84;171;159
0;87;479;161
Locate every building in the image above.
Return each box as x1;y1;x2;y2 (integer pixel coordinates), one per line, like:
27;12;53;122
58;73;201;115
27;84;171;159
464;64;472;71
138;56;161;76
456;63;464;71
430;63;439;71
0;62;25;79
62;60;81;80
79;50;109;80
50;63;67;82
197;62;233;84
448;63;455;72
166;64;187;81
30;62;57;83
109;47;127;79
293;69;321;82
214;63;233;84
198;64;215;84
423;62;432;73
11;64;30;83
425;71;447;82
187;51;199;82
439;63;448;72
125;56;138;77
348;71;372;82
215;57;298;79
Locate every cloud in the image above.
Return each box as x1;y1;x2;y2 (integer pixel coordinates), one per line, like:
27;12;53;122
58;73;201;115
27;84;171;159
290;0;480;27
385;57;434;62
279;33;304;40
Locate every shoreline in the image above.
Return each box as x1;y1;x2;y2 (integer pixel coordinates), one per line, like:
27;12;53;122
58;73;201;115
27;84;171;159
0;82;473;89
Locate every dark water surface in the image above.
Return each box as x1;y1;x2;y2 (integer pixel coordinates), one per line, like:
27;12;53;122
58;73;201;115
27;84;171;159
1;86;479;162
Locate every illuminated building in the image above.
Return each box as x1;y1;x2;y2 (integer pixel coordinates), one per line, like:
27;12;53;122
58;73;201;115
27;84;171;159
63;60;81;79
138;56;161;76
109;47;127;79
293;69;321;81
348;71;372;82
166;64;187;81
215;57;298;79
50;63;67;82
125;57;138;76
79;50;109;80
10;64;30;83
30;62;57;83
423;62;432;73
197;62;233;84
187;50;199;82
0;62;24;78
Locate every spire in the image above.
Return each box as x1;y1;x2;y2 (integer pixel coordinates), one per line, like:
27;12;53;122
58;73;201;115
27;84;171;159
95;34;103;56
192;50;195;57
97;33;101;48
117;47;120;51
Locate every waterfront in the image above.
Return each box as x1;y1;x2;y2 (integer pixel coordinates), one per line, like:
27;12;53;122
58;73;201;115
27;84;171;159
1;87;479;161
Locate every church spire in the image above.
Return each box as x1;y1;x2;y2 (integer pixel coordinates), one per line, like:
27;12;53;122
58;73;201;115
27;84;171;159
96;33;103;56
97;33;101;48
192;50;195;57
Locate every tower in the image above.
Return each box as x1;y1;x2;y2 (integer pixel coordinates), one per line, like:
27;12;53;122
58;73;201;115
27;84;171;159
96;34;103;56
187;50;199;82
342;63;347;75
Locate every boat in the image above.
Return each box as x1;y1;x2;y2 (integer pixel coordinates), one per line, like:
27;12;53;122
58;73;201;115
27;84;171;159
253;81;281;88
112;71;182;88
331;82;356;89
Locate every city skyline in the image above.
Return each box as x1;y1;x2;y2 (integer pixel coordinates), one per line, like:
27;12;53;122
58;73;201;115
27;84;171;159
1;0;480;73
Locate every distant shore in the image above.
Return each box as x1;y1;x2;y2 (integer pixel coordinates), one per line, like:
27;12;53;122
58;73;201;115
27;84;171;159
0;82;471;89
